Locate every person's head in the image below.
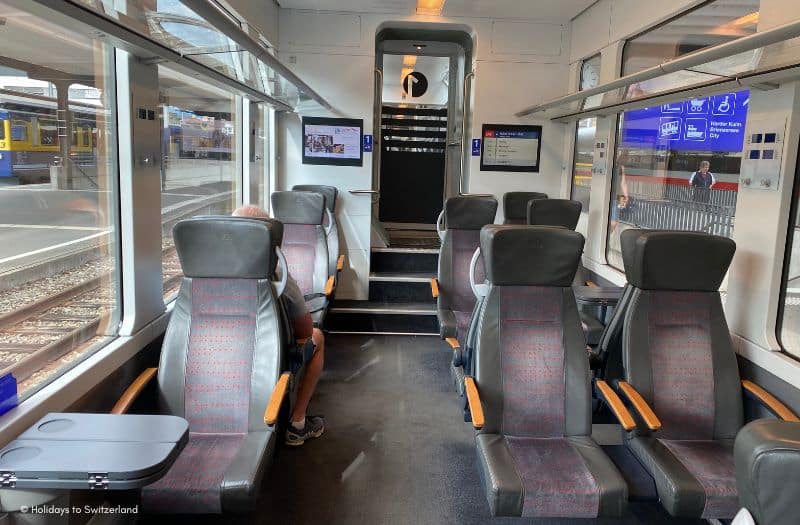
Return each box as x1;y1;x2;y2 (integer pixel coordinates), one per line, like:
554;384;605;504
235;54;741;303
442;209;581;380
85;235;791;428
698;160;710;173
232;204;269;218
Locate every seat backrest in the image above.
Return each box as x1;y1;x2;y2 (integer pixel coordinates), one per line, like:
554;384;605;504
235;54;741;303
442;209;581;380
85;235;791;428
271;191;330;298
621;229;740;440
437;196;497;339
502;191;548;224
735;420;800;525
474;225;588;437
292;184;339;276
158;216;285;434
527;199;582;229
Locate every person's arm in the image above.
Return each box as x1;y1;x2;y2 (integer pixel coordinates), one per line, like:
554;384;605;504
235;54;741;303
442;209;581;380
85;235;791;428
620;165;629;198
689;171;697;186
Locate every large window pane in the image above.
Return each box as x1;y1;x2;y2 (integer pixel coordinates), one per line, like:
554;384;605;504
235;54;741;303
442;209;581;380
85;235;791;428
607;90;748;268
159;65;238;300
0;2;120;398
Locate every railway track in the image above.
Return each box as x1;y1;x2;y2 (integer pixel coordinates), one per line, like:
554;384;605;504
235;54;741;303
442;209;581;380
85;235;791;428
0;246;183;388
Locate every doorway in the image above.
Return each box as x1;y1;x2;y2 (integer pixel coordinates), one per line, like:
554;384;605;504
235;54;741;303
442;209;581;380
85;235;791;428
374;25;474;247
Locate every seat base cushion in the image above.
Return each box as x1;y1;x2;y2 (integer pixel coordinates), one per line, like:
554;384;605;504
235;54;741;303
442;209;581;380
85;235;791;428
476;434;626;518
142;431;274;514
629;437;737;519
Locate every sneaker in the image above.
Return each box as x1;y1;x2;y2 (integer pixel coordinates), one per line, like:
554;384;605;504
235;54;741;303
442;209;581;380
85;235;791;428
285;415;325;446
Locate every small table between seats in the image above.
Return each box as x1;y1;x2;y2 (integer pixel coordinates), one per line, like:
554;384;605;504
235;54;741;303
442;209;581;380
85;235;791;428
573;285;623;322
0;413;187;521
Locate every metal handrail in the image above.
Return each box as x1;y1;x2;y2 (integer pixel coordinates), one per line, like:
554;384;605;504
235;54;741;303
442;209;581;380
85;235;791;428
459;71;475;194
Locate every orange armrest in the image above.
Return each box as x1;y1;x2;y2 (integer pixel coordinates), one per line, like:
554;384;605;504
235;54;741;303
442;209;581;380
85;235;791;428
464;376;485;429
595;380;636;431
742;380;800;422
111;367;158;414
445;337;460;350
617;381;662;431
336;255;345;271
264;372;291;425
324;275;335;296
430;278;439;298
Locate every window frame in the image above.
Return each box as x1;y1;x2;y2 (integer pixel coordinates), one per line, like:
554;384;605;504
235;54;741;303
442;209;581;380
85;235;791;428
776;134;800;356
569;53;601;202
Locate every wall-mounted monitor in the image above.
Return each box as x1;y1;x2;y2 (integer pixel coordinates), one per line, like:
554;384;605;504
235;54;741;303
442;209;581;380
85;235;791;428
480;124;542;172
302;116;363;166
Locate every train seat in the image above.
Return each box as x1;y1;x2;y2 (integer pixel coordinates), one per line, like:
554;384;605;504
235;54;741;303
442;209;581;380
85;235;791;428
271;190;333;326
615;230;800;519
525;198;604;345
115;217;293;514
433;196;497;340
734;420;800;525
292;184;344;281
501;191;547;224
431;196;497;395
465;225;628;518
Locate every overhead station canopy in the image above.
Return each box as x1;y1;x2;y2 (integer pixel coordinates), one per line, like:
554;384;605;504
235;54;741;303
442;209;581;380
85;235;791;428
516;17;800;122
64;0;337;114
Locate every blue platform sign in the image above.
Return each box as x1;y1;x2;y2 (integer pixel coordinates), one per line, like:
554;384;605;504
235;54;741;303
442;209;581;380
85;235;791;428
472;138;482;156
622;89;749;153
363;134;373;153
0;373;17;416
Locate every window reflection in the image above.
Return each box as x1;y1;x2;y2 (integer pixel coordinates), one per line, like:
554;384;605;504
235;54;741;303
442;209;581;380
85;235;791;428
158;65;238;300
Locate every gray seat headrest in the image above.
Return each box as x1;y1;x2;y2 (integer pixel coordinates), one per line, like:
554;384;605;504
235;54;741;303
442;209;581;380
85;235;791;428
173;217;279;278
445;196;498;230
527;199;582;230
271;191;326;225
480;225;585;286
292;184;338;213
195;215;284;246
621;229;735;291
503;191;548;221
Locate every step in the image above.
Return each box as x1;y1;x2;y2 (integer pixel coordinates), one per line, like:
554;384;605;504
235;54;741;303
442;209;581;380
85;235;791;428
370;248;438;274
368;272;436;303
325;300;439;335
330;301;436;315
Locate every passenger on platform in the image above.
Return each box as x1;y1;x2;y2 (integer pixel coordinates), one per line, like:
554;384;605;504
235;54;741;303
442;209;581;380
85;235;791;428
689;160;716;203
232;204;326;446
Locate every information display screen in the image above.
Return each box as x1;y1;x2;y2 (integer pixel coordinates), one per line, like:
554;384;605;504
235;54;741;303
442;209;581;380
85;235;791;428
302;116;363;166
480;124;542;172
621;89;750;153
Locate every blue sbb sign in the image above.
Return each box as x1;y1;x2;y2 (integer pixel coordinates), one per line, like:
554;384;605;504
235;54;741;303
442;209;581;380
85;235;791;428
472;138;482;156
363;134;373;152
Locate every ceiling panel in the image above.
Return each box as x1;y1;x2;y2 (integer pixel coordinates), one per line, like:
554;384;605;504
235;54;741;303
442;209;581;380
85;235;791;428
278;0;595;20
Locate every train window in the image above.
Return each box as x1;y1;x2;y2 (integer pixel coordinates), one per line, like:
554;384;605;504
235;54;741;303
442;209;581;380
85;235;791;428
779;147;800;357
159;65;239;300
11;121;27;142
606;90;748;269
622;0;759;99
0;1;120;399
571;54;601;214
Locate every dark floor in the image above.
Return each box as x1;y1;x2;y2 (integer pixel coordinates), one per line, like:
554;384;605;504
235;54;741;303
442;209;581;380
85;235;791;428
142;334;707;525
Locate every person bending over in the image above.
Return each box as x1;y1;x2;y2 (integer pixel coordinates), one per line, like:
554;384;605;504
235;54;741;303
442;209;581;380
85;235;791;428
233;204;325;446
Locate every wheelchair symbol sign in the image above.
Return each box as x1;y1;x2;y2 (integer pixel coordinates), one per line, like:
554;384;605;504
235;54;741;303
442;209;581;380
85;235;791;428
712;93;736;116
